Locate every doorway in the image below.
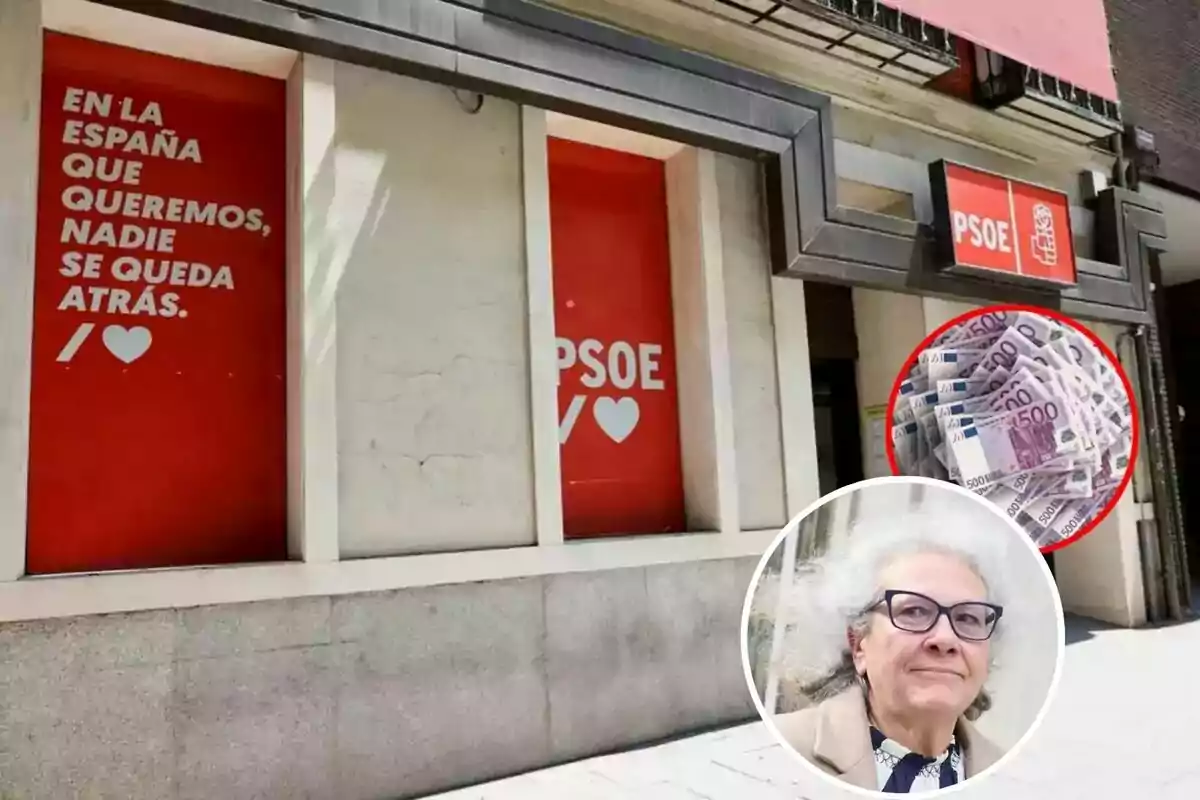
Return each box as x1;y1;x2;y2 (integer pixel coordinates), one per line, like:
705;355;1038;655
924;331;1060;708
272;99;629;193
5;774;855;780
811;360;865;495
1163;278;1200;583
805;282;865;494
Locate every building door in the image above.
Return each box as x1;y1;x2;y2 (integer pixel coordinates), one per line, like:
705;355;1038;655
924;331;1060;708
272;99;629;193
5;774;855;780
1141;249;1193;621
805;283;864;493
1162;279;1200;587
810;359;865;495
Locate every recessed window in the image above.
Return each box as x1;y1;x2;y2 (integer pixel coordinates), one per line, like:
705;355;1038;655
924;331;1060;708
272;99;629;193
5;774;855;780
837;178;917;220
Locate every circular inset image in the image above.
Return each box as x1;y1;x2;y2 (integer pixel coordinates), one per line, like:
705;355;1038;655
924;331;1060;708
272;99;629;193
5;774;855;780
884;304;1137;551
741;477;1064;797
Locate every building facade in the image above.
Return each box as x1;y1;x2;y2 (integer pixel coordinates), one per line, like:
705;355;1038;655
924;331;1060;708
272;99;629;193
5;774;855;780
1106;0;1200;597
0;1;1177;797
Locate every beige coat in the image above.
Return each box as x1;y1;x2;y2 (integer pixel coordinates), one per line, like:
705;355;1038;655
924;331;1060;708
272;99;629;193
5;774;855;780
773;689;1004;791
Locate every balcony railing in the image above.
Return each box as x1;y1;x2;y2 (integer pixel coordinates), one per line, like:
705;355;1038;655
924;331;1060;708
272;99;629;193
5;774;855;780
708;0;961;83
699;1;1125;145
974;47;1123;144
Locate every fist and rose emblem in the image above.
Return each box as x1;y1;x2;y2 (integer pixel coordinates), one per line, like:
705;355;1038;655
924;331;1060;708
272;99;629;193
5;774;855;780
1030;203;1057;267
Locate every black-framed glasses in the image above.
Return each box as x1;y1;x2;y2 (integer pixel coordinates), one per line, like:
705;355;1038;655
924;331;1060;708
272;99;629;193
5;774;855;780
868;590;1003;642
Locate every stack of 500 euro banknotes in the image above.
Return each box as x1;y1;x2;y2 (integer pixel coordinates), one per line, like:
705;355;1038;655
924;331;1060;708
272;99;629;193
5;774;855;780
891;309;1133;547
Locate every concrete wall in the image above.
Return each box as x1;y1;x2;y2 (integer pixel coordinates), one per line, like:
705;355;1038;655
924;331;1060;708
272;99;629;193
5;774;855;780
327;64;536;557
851;288;926;411
666;148;728;533
715;154;787;531
921;297;983;334
851;288;925;477
0;0;39;581
0;558;757;800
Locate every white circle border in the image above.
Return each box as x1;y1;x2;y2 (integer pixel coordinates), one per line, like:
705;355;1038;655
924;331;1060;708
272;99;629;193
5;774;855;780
737;475;1067;799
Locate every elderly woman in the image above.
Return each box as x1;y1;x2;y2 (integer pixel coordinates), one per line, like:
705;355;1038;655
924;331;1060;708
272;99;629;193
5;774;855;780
770;514;1008;794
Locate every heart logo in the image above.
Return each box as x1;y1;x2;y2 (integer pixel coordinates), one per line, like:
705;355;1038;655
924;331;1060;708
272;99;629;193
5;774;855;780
102;325;152;364
593;396;639;443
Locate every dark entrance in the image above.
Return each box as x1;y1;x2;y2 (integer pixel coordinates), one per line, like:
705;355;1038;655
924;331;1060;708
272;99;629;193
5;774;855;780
1162;278;1200;583
811;360;865;494
1140;250;1193;621
805;282;864;493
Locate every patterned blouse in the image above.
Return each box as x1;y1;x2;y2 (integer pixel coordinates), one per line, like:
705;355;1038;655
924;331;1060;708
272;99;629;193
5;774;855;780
870;726;965;793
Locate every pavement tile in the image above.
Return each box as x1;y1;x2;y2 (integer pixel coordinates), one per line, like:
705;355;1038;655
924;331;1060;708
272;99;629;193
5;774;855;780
420;615;1200;800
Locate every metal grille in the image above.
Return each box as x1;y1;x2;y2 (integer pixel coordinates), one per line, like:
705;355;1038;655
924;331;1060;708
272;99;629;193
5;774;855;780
1022;65;1123;128
802;0;954;55
1135;322;1193;622
707;1;1122;143
708;0;960;84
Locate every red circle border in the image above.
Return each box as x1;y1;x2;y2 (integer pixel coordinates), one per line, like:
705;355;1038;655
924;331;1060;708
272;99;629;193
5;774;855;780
883;303;1140;554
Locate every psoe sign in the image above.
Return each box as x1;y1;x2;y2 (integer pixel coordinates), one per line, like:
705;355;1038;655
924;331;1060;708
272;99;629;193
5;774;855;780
929;160;1077;288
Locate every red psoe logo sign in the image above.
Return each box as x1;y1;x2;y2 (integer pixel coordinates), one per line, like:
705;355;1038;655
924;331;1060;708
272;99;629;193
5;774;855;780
929;161;1077;288
547;138;686;539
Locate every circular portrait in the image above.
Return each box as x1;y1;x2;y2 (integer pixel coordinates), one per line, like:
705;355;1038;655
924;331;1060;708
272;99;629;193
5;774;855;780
742;477;1063;796
885;304;1137;552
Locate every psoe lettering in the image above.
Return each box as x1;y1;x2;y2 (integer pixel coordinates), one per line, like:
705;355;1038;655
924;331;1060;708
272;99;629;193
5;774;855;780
556;338;664;391
952;210;1012;254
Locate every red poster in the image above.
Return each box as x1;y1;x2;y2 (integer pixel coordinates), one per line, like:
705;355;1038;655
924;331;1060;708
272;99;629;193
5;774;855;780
548;138;686;539
26;33;287;574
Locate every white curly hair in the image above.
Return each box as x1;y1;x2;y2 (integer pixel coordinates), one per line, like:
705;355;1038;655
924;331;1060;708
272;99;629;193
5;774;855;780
752;503;1015;719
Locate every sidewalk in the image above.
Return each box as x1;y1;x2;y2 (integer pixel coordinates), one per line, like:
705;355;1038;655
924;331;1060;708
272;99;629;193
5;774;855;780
423;613;1200;799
